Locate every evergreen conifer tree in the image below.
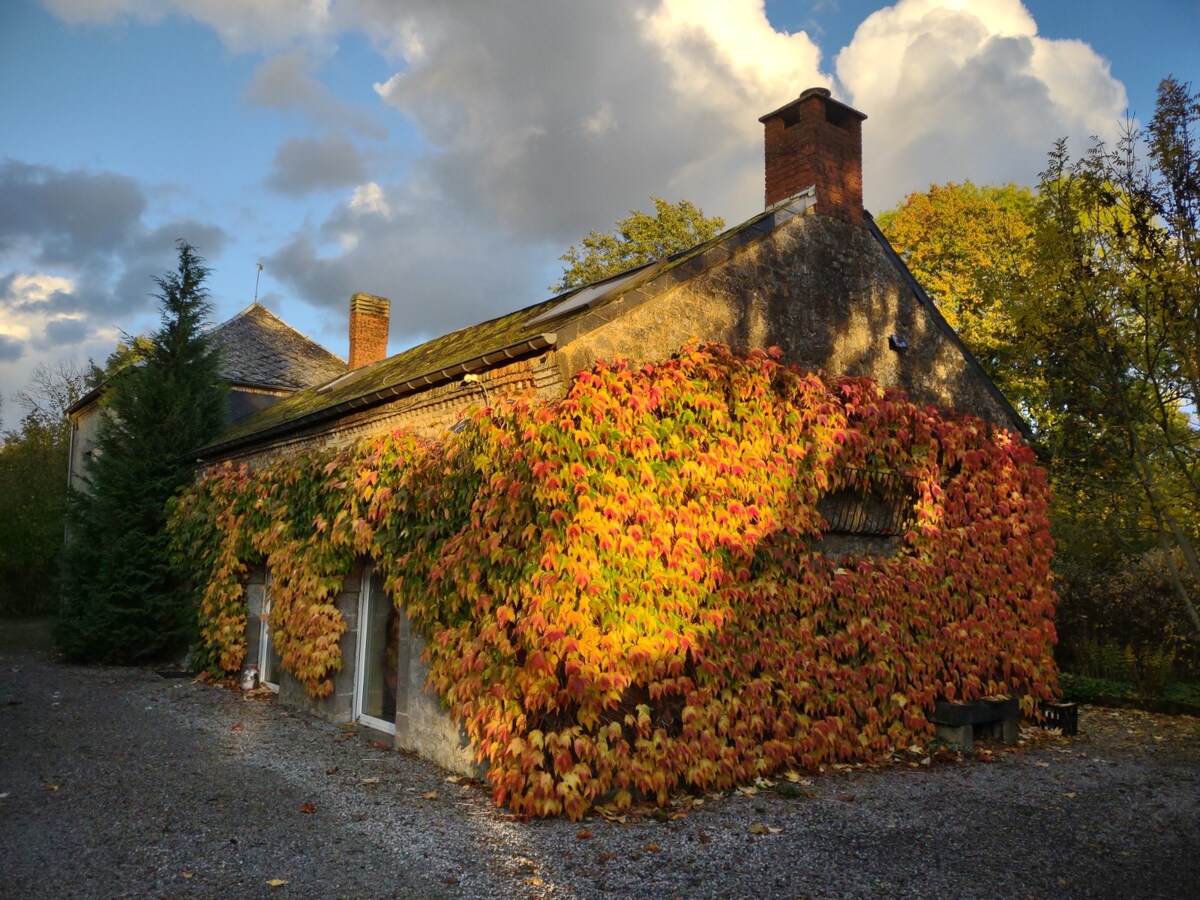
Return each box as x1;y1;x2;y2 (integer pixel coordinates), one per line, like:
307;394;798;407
59;242;228;663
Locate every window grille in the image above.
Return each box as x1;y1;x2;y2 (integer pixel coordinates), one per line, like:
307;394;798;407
817;468;916;537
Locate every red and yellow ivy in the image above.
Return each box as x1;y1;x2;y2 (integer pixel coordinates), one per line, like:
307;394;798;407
168;343;1057;819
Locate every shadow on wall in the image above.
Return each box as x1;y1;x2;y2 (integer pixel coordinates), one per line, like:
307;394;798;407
722;215;1013;430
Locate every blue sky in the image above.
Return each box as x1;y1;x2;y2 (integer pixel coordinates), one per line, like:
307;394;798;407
1;0;1197;429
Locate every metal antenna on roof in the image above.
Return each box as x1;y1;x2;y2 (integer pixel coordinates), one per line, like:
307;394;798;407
253;262;263;305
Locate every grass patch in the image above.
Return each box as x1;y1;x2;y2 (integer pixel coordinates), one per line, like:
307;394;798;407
1059;671;1200;715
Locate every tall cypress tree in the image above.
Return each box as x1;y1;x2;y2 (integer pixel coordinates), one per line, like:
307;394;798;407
59;241;228;663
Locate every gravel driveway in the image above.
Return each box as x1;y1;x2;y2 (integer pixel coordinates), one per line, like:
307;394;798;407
2;618;1197;899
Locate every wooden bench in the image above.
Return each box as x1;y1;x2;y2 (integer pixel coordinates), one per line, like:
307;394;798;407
930;698;1020;750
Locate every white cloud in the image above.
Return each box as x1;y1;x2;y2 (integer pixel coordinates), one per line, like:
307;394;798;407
835;0;1128;208
348;182;389;216
0;271;119;405
639;0;828;119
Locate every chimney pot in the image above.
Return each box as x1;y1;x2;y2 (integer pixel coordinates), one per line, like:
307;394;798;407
348;292;390;370
759;87;867;225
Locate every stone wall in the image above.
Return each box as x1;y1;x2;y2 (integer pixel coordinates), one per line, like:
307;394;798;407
394;615;484;777
555;211;1021;434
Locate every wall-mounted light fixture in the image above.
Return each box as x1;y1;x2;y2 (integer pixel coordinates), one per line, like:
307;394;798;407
462;372;490;407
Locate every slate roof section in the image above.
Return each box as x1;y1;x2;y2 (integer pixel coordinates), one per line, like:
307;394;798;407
208;303;346;391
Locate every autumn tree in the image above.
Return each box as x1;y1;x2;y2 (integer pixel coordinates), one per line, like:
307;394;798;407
1031;77;1200;645
875;181;1044;428
0;362;89;616
58;241;228;663
553;197;725;291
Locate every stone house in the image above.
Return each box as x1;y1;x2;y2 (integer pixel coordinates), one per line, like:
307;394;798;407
66;303;346;495
197;87;1025;773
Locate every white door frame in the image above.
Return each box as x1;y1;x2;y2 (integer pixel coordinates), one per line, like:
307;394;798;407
353;566;397;734
258;571;280;692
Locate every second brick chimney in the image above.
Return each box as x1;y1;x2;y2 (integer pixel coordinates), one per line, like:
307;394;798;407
759;87;868;226
348;292;390;370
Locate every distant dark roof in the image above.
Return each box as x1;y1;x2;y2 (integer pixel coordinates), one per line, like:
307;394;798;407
208;303;346;391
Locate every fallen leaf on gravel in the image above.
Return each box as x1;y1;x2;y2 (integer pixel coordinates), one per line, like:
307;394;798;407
836;794;856;803
1064;792;1077;799
754;777;776;789
748;822;781;835
422;790;439;800
0;792;8;799
736;786;758;797
230;723;243;732
1034;761;1051;768
181;872;195;879
644;842;662;852
371;740;390;750
266;878;288;887
361;777;381;785
697;832;711;845
445;775;463;784
43;783;59;792
576;829;593;840
597;852;615;863
300;802;316;814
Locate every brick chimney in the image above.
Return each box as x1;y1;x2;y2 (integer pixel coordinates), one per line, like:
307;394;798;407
759;87;868;226
348;292;390;370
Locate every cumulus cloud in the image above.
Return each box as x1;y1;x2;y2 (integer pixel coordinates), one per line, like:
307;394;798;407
0;160;227;420
244;50;387;138
265;134;368;196
0;161;145;267
265;176;550;348
836;0;1128;208
367;0;826;244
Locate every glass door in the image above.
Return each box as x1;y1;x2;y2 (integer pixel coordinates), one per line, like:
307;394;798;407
354;568;398;733
259;573;283;692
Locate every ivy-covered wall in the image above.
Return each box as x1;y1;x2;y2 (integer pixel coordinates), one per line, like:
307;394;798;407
169;343;1056;820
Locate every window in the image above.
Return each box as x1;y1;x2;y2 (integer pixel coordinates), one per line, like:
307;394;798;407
354;568;399;734
818;468;916;537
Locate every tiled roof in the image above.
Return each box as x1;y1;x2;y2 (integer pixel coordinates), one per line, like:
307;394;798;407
208;304;346;391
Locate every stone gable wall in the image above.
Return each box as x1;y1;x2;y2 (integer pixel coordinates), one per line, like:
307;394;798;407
556;212;1020;433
